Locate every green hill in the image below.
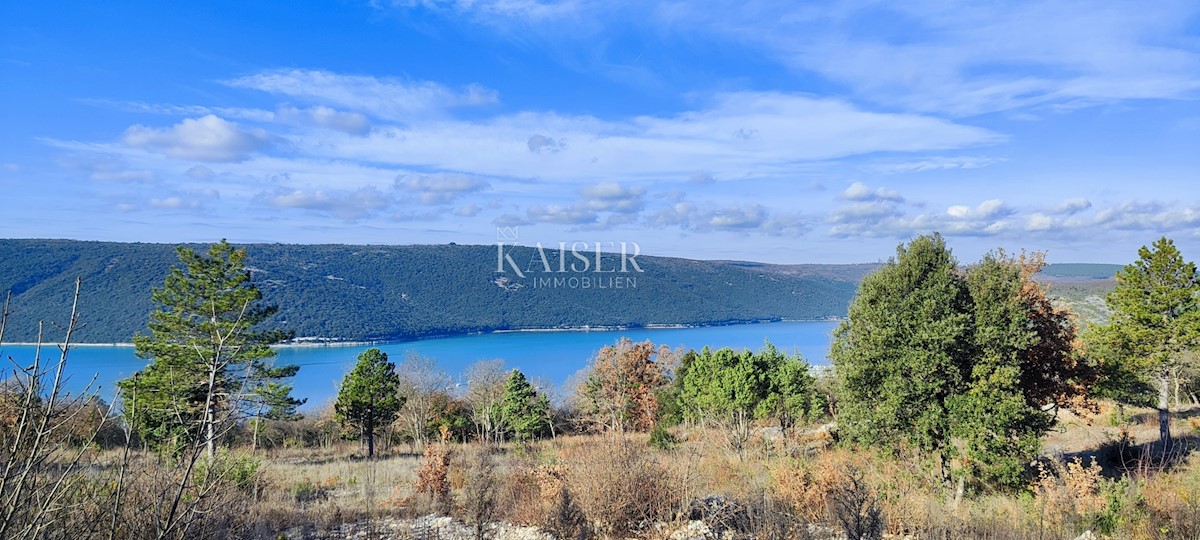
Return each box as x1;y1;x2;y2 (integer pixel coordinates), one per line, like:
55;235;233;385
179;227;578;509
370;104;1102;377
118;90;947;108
0;240;868;343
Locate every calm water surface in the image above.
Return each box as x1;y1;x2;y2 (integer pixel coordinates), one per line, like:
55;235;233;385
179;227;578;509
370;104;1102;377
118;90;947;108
0;320;838;409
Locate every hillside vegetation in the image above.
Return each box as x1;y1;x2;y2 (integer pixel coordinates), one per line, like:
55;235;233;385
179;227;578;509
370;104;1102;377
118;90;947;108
0;240;870;343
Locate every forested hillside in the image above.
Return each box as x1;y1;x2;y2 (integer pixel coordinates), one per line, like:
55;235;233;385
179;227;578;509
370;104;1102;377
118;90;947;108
0;240;867;343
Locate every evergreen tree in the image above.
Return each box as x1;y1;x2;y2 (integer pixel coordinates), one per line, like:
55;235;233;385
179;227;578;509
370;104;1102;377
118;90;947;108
1087;237;1200;447
335;348;404;458
499;369;549;441
832;236;1091;490
117;240;298;459
831;234;973;484
953;253;1052;487
677;342;821;454
248;375;305;451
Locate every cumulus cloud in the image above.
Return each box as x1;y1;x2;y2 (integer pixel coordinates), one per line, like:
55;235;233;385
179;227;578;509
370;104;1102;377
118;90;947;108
1093;201;1200;232
149;196;202;210
946;199;1011;221
395;173;490;205
841;182;905;202
1052;197;1092;215
1026;213;1054;231
454;203;482;217
264;185;392;220
225;69;498;120
578;182;645;213
652;203;774;233
526;203;598;225
123;115;270;162
829;197;1016;238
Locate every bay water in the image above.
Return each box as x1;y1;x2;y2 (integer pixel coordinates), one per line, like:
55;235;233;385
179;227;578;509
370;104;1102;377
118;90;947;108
0;320;838;409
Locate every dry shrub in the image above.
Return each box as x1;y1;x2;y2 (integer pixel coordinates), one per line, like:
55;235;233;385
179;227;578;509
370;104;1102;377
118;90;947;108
1137;453;1200;539
504;463;562;526
413;443;453;514
1031;456;1106;535
772;447;937;535
771;448;856;522
829;465;882;540
1033;456;1105;514
459;445;501;540
558;435;679;537
543;485;591;540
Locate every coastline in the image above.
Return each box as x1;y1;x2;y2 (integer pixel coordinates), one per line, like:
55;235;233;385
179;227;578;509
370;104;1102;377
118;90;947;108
0;318;843;348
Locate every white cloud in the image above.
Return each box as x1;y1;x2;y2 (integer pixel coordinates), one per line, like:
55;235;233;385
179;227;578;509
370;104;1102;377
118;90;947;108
395;173;490;205
81;99;275;122
1093;201;1200;232
420;1;1200;117
578;182;645;213
830;197;1017;238
1025;213;1054;232
301;91;1000;183
867;156;1005;175
1052;197;1092;215
842;181;904;202
225;69;498;121
946;199;1011;221
526;203;598;225
454;203;481;217
263;185;392;220
123;115;270;162
149;196;201;209
652;202;776;233
275;105;371;135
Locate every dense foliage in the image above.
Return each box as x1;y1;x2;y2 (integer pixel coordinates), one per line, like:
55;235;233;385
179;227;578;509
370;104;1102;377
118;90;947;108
0;239;861;342
832;235;1094;490
499;369;551;440
116;241;300;458
335;348;404;457
675;342;823;453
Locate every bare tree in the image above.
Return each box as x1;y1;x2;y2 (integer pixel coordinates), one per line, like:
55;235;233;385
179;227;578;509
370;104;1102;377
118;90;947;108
394;354;451;450
464;360;508;444
0;280;112;539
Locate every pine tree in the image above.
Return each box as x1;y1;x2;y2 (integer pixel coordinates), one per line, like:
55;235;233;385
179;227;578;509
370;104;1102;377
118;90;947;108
117;240;298;459
499;369;549;441
677;342;821;454
335;348;404;458
1087;237;1200;447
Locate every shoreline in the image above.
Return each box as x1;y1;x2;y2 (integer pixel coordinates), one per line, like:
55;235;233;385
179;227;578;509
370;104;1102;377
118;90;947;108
0;318;843;348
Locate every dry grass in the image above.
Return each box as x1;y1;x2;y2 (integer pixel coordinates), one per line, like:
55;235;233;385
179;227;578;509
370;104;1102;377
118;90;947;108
9;402;1200;539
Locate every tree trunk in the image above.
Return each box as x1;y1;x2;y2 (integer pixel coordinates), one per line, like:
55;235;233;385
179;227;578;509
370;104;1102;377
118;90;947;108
1158;372;1172;449
365;418;375;458
1174;373;1181;410
204;363;218;462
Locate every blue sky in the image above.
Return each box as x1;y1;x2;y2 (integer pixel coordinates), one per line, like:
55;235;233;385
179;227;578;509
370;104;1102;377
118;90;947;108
2;1;1198;264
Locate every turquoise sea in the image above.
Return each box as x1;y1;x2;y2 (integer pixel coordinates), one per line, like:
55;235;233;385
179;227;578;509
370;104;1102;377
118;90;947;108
0;320;838;409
